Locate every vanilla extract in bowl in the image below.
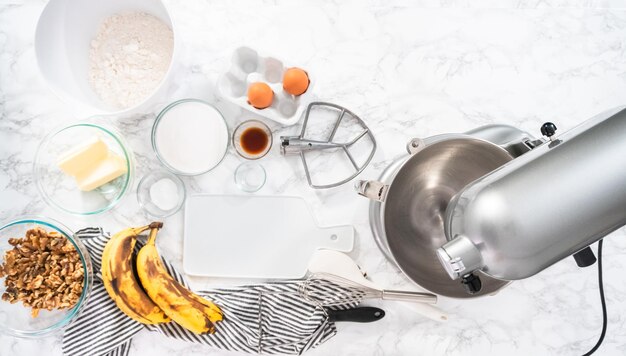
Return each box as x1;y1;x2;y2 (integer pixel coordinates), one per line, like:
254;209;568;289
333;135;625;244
241;127;270;155
233;120;272;160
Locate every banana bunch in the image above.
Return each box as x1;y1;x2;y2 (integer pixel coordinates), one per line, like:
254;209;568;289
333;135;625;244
101;222;223;334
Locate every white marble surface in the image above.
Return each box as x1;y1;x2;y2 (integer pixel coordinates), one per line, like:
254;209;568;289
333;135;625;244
2;0;626;355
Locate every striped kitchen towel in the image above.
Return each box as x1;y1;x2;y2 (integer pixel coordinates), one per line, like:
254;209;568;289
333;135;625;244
62;228;360;356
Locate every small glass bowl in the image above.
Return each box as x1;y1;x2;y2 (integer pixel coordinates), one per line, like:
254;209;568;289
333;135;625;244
234;162;266;192
232;120;272;160
0;216;93;338
152;99;229;176
137;170;186;218
33;122;134;215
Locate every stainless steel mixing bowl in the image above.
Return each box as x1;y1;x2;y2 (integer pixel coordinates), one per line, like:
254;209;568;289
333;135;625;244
360;136;514;298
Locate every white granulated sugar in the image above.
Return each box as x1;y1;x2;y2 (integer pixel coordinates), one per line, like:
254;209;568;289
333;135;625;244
89;12;174;109
154;101;229;175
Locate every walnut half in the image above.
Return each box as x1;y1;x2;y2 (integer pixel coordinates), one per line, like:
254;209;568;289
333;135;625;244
0;227;84;317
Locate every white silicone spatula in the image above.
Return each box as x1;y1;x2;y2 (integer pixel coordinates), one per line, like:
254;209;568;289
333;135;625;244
307;249;448;322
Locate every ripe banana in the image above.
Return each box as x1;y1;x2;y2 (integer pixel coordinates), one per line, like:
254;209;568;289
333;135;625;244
137;225;223;334
101;222;170;325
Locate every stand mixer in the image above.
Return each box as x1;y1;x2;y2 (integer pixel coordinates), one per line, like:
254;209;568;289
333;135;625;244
358;107;626;297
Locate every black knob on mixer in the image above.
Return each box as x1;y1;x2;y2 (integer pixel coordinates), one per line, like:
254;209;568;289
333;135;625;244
461;273;482;294
541;122;557;138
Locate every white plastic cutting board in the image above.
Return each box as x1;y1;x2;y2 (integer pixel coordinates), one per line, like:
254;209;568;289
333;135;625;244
183;195;354;279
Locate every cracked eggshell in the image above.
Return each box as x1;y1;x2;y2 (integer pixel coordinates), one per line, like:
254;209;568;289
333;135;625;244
217;46;315;126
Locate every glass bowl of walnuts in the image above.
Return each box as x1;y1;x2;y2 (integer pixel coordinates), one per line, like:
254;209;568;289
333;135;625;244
0;216;93;337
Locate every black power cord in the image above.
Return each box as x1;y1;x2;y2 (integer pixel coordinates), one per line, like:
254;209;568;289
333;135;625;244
582;239;607;356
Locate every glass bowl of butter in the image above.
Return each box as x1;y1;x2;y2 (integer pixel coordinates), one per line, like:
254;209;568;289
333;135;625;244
34;122;134;215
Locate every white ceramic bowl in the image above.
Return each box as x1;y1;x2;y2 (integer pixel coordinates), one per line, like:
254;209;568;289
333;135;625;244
34;0;177;116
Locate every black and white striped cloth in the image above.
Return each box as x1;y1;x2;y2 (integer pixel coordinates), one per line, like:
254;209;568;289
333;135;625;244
62;228;360;356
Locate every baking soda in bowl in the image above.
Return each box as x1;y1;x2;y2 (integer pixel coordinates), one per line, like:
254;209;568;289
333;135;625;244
149;178;179;211
152;100;229;175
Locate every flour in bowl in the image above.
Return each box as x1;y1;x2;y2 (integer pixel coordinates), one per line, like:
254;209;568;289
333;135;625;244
88;12;174;109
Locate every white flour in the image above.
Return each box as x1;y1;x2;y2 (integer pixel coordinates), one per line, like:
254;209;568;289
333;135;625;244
89;12;174;109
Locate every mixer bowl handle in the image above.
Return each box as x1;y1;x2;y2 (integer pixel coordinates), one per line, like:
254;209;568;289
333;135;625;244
356;137;428;202
406;138;425;155
355;180;388;202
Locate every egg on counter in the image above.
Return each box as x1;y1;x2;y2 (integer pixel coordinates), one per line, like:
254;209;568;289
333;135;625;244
282;68;309;96
247;82;274;109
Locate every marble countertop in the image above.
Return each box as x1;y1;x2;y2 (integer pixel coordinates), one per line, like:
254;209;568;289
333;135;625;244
2;0;626;355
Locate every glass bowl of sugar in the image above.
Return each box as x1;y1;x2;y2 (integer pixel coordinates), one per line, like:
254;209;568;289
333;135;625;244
136;170;185;218
151;99;229;176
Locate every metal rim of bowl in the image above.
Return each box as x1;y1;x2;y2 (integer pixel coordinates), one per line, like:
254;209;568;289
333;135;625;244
0;215;93;337
151;99;230;176
368;134;461;264
33;122;135;216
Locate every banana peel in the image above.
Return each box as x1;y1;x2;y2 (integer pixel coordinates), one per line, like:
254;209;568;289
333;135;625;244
136;225;223;334
101;222;170;325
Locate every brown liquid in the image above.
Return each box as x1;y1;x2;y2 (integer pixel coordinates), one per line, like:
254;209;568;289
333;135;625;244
240;127;269;155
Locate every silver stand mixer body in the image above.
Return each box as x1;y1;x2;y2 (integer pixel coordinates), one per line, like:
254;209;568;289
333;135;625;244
439;107;626;283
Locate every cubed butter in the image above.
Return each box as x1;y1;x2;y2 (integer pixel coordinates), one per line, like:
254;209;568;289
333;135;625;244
75;152;128;191
57;136;108;177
